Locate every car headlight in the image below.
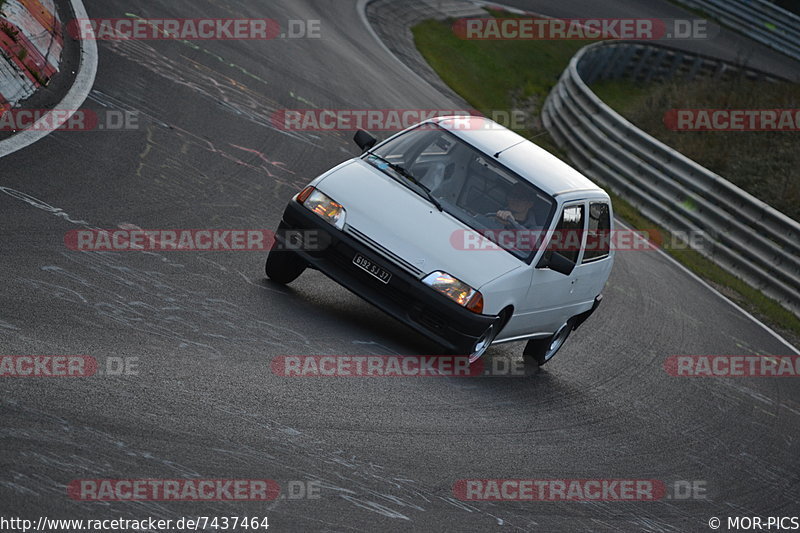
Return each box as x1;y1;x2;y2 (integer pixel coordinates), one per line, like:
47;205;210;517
422;271;484;314
296;186;346;230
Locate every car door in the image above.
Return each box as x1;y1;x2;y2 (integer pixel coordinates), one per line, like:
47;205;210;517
519;202;588;334
571;201;614;304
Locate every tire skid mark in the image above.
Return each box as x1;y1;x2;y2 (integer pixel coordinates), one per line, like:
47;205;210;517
0;397;518;527
122;12;274;89
0;185;310;355
17;252;310;357
98;36;318;144
87;89;311;202
199;399;522;527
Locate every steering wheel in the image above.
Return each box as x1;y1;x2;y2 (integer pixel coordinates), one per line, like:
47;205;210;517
484;211;516;227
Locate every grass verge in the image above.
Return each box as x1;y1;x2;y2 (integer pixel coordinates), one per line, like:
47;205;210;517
412;16;800;340
592;78;800;222
412;17;590;155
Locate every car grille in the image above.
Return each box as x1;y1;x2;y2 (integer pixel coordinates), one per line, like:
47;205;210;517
344;226;424;278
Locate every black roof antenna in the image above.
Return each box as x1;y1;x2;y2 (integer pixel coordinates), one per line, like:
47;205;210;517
494;131;551;158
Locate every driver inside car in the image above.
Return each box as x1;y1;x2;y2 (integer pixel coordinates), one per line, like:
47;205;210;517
493;182;540;230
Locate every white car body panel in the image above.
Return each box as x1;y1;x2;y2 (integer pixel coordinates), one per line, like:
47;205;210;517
305;116;615;346
317;159;524;289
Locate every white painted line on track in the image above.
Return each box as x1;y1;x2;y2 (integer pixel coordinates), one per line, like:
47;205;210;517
0;0;98;159
618;218;800;355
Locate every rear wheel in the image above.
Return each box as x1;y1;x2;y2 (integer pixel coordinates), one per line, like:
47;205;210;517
523;318;576;366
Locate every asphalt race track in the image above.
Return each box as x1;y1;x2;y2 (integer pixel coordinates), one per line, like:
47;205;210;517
1;0;798;531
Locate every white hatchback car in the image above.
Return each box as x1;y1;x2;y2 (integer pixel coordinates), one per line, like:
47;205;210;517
266;116;613;365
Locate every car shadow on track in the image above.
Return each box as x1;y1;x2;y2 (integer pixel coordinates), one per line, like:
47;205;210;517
260;275;552;382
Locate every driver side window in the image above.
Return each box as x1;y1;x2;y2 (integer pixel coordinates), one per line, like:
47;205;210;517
547;204;585;263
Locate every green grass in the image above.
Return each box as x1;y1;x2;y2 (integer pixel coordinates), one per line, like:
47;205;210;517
589;80;650;116
593;78;800;222
413;16;800;339
412;18;590;154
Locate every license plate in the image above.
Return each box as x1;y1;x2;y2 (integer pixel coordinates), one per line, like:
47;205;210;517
353;254;391;284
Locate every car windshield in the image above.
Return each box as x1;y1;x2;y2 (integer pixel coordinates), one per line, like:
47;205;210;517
363;124;556;261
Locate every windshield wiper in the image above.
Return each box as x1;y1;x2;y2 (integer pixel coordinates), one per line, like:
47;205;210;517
366;152;443;212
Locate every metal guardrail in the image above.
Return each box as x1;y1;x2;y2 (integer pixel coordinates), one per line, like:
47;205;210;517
542;41;800;317
675;0;800;62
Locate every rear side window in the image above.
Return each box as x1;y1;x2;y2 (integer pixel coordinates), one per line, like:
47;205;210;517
546;204;584;264
584;202;611;262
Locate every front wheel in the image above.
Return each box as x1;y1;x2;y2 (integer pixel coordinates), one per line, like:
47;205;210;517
523;318;576;366
265;249;306;284
468;311;509;364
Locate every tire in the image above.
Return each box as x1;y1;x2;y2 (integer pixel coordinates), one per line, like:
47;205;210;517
523;317;576;366
265;249;306;284
468;310;510;364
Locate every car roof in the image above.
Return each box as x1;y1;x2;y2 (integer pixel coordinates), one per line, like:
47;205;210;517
431;116;606;197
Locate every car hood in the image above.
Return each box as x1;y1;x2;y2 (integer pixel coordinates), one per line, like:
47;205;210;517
316;159;523;289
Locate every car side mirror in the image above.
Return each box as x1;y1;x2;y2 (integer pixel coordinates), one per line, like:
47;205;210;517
354;130;377;153
537;250;576;276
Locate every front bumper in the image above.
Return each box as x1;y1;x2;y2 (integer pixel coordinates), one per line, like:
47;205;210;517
275;201;497;354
